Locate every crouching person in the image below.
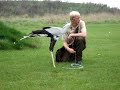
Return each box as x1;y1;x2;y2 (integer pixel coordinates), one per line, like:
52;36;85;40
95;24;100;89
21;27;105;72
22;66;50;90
56;11;87;65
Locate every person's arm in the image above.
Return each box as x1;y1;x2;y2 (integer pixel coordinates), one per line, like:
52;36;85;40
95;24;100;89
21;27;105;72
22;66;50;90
63;23;76;53
63;41;76;53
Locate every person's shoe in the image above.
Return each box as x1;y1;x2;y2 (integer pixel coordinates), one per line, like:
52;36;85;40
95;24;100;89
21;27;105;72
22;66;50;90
71;63;83;69
71;63;80;66
77;61;82;65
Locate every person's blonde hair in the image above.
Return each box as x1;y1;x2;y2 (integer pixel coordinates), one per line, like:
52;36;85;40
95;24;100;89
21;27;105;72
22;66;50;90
69;11;80;18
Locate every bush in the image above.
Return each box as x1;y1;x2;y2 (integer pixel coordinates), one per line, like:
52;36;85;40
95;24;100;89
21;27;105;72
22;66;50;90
0;21;37;50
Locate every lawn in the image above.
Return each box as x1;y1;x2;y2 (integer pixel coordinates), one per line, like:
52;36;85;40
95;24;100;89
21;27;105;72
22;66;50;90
0;20;120;90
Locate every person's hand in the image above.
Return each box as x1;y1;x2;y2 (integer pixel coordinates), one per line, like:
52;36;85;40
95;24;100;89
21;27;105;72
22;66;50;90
66;36;74;45
67;48;76;53
68;33;73;38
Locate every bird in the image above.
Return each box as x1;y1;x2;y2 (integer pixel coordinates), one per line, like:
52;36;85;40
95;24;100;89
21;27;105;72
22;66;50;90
18;26;68;68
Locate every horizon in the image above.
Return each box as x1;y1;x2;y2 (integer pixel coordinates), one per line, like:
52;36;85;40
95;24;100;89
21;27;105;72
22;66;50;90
39;0;120;9
0;0;120;9
63;0;120;9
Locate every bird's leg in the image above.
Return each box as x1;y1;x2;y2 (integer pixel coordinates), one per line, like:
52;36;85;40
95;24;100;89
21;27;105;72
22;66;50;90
49;38;57;68
49;38;57;51
50;51;56;68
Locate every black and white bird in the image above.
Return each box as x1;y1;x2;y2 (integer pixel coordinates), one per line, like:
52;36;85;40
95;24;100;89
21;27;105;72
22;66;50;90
18;26;68;68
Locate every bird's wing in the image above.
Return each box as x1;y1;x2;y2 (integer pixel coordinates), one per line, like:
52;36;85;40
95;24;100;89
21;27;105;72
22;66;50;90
45;27;63;36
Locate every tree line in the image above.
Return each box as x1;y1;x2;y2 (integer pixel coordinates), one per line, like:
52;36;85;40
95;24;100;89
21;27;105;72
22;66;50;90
0;0;120;17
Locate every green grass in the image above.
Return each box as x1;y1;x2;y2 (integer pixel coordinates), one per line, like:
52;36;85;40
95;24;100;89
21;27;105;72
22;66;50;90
0;21;39;50
0;20;120;90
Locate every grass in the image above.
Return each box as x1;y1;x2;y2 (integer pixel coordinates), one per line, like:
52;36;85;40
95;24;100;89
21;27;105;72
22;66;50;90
1;12;120;25
0;19;120;90
0;21;38;50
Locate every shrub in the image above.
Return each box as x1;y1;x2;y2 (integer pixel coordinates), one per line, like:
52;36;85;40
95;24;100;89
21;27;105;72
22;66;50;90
0;21;37;50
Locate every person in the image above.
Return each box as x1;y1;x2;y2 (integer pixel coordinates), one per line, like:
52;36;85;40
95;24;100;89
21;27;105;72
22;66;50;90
56;11;87;65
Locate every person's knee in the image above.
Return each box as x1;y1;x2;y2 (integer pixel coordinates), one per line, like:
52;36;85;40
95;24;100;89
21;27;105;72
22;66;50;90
78;36;85;40
75;37;86;50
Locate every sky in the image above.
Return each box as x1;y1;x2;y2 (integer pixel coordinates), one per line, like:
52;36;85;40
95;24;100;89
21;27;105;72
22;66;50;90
61;0;120;9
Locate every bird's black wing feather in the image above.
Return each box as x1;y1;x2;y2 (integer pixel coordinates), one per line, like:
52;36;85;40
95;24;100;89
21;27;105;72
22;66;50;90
43;27;51;30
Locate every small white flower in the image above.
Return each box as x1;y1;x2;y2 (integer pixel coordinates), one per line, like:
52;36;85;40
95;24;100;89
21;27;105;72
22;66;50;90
98;54;101;55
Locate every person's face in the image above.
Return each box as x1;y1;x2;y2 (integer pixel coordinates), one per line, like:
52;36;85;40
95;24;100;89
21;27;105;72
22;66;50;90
70;16;80;25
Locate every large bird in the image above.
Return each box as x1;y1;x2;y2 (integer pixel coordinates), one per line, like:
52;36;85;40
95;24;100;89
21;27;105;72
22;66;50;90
18;26;68;68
